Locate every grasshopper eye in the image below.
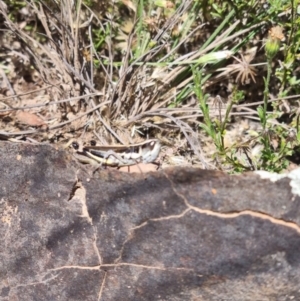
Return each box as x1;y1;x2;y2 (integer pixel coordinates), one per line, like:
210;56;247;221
72;142;79;150
90;140;96;146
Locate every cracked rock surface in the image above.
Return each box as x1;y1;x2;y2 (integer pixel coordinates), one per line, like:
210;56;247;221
1;142;300;301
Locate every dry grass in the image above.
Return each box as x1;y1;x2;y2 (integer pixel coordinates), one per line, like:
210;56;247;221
0;0;299;172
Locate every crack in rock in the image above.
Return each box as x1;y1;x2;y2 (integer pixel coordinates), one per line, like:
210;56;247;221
163;170;300;235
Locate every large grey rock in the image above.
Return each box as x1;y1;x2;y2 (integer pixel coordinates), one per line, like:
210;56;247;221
1;142;300;300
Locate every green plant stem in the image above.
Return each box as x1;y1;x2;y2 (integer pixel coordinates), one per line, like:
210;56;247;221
263;57;272;130
220;99;234;136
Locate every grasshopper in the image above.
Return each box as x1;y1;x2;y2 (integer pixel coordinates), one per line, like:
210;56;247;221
73;139;161;168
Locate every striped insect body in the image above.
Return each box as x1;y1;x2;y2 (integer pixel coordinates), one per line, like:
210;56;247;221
75;139;161;167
